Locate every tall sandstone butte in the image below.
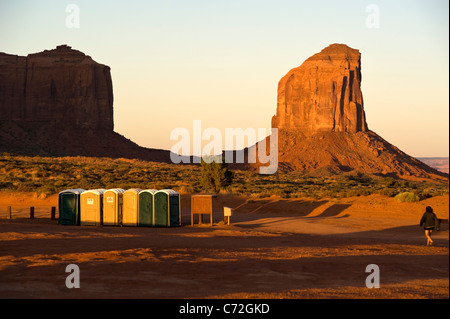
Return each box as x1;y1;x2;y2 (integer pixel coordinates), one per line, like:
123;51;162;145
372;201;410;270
0;45;170;161
243;44;447;181
272;44;368;134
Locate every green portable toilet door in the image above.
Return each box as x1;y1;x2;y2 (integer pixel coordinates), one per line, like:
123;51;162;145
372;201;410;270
138;192;153;227
169;196;179;226
59;193;78;225
154;192;168;227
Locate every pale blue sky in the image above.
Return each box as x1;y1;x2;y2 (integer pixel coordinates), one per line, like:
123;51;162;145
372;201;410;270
1;0;448;157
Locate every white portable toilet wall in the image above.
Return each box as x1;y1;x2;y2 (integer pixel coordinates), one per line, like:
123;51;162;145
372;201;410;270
80;189;106;226
123;188;142;226
138;189;157;227
58;189;86;225
154;189;181;227
103;188;126;226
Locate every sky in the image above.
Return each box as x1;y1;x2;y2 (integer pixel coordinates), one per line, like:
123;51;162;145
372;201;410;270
1;0;448;157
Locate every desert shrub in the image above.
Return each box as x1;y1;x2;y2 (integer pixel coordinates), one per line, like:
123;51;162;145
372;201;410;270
200;156;233;193
257;191;272;198
394;192;420;203
381;177;400;187
16;183;35;192
249;192;262;199
349;188;373;197
290;191;309;199
336;190;352;198
378;188;398;197
348;172;372;184
36;184;59;196
0;182;14;190
267;188;288;198
417;187;448;199
230;186;245;194
316;188;336;198
101;175;118;185
176;185;195;193
401;181;411;188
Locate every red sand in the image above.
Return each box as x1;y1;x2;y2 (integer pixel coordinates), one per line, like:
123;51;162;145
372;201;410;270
0;192;448;299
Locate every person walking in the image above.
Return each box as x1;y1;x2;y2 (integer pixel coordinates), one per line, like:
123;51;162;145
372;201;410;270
420;206;440;246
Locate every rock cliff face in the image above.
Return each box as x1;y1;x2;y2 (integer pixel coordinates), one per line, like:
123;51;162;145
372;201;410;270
272;44;368;134
238;44;448;181
0;45;113;130
0;45;170;162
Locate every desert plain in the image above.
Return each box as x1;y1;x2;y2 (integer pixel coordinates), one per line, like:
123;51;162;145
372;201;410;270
0;191;448;299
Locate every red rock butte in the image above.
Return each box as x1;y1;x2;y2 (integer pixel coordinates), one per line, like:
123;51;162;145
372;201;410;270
0;45;113;130
272;44;368;134
240;44;448;181
0;45;170;161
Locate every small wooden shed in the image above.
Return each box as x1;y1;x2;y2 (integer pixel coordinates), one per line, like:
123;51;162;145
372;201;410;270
58;189;85;225
154;189;181;227
138;189;157;227
103;188;125;226
80;189;106;226
122;188;142;226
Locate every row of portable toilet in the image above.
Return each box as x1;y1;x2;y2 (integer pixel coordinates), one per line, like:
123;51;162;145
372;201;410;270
58;188;181;227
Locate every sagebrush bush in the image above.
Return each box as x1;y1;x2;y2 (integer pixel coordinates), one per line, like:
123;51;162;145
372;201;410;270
394;192;420;203
378;188;398;197
381;177;400;187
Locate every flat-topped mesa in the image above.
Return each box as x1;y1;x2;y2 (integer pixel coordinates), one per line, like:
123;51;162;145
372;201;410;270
0;44;113;130
272;43;368;135
0;45;175;162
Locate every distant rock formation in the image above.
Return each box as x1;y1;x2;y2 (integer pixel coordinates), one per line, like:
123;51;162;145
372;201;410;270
417;158;449;174
0;45;113;130
0;45;170;161
239;44;448;181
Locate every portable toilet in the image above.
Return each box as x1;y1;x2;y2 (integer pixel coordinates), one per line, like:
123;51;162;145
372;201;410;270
138;189;157;227
154;189;181;227
58;189;85;225
80;189;106;226
123;188;142;226
103;188;125;226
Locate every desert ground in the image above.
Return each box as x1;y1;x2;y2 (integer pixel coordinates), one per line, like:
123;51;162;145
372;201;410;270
0;192;448;299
